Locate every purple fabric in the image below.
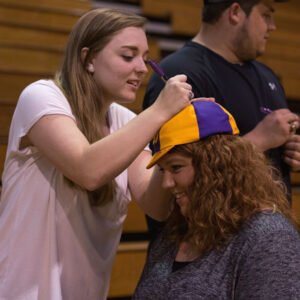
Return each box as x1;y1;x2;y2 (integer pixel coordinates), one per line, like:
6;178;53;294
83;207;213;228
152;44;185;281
193;101;233;139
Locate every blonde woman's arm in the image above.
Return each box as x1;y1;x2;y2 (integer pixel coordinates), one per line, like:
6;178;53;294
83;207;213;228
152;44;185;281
128;150;172;221
27;75;191;191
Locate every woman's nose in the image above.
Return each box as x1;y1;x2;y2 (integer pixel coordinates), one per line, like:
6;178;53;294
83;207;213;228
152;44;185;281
268;17;276;32
162;171;175;190
136;58;148;74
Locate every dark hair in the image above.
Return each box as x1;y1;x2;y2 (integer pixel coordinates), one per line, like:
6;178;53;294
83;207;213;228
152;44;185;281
202;0;260;23
165;135;299;256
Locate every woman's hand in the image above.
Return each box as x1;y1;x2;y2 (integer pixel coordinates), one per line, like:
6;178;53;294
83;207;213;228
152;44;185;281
153;74;193;120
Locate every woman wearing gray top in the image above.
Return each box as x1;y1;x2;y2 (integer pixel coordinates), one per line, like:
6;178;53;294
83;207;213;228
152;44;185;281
133;101;300;299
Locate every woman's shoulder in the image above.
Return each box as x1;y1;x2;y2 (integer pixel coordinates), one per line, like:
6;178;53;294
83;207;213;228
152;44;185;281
13;79;74;131
18;79;67;107
246;212;297;234
20;79;61;97
237;212;300;251
241;211;299;236
18;79;70;108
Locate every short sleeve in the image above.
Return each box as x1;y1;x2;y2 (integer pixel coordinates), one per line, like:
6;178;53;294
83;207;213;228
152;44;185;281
13;80;75;138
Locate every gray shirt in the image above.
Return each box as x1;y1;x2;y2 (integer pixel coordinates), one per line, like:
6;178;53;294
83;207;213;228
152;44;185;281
133;212;300;299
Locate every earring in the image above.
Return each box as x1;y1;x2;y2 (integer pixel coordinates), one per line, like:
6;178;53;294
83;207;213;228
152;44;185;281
87;64;94;73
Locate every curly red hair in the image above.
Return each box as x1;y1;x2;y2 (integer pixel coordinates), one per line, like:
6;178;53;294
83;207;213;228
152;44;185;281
165;135;299;256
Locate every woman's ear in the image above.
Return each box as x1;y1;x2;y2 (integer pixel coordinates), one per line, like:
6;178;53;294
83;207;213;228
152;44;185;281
81;47;89;63
81;47;94;73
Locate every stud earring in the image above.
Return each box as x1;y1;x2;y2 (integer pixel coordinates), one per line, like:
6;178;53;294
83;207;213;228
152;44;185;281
87;64;94;73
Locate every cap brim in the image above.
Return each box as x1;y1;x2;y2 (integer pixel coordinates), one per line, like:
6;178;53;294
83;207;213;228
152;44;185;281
146;146;174;169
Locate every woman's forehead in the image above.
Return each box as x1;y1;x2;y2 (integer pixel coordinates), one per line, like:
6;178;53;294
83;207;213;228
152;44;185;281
107;26;148;51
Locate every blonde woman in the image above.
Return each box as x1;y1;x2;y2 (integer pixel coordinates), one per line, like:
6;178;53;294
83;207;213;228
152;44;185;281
0;8;193;300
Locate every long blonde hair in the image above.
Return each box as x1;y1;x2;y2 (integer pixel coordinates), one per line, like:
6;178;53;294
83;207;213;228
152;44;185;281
165;135;299;255
55;8;146;206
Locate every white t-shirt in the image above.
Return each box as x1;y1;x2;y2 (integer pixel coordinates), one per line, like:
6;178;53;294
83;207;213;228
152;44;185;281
0;80;136;300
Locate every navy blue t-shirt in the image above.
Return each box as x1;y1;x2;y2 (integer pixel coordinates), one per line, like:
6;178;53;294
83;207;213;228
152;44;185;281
144;41;290;194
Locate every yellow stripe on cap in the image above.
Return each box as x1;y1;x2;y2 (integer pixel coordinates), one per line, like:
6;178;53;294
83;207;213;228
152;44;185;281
147;105;200;169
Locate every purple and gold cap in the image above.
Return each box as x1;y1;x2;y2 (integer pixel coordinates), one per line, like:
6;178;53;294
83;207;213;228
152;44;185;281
147;101;239;169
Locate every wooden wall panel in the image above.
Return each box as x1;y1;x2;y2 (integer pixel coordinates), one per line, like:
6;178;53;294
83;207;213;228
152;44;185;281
0;0;91;178
258;56;300;99
169;1;202;35
142;0;202;36
265;41;300;63
0;104;14;138
284;78;300;102
148;38;161;61
0;144;7;177
292;189;300;222
0;73;41;104
109;242;148;298
142;0;171;18
0;0;90;15
123;201;148;233
0;25;68;51
0;6;79;32
0;47;62;75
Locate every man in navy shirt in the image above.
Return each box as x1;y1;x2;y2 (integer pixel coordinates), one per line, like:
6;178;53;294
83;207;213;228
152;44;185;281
144;0;300;240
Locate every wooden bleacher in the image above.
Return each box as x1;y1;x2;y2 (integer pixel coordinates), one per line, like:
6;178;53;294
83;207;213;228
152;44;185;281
142;0;202;36
292;188;300;221
0;143;7;177
257;2;300;100
0;0;91;190
1;0;300;299
109;201;148;298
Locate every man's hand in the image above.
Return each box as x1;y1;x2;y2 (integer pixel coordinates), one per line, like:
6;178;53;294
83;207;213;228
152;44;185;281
243;109;299;152
284;134;300;171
